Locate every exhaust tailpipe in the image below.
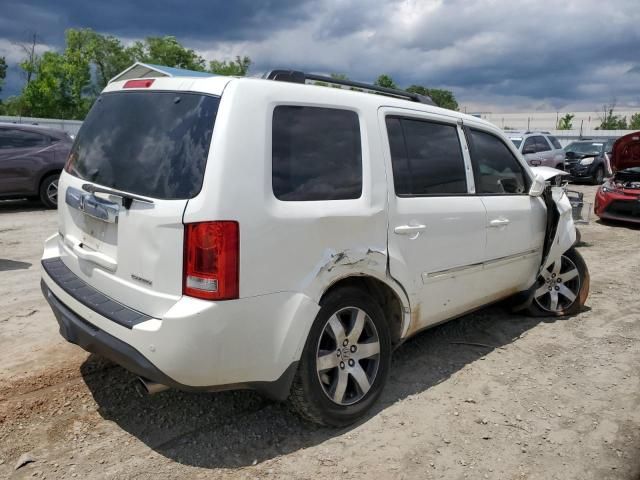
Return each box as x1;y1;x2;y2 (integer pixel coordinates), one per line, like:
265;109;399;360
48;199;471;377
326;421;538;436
137;377;169;395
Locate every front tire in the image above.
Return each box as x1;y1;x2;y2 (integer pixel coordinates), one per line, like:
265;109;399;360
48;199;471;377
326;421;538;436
592;166;604;185
289;287;391;427
39;174;60;209
527;247;589;317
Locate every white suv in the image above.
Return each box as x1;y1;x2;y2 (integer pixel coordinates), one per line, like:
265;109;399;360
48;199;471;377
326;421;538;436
41;68;589;426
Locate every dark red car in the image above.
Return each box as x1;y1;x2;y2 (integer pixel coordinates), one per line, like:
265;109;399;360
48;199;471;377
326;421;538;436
594;131;640;224
0;124;73;208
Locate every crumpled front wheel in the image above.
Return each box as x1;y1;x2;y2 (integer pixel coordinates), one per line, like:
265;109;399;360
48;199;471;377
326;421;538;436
527;247;589;317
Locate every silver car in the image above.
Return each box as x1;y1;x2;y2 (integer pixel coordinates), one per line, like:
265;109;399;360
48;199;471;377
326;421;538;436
507;131;565;169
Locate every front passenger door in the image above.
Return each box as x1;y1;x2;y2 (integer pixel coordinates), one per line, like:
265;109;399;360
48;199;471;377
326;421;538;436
466;128;546;297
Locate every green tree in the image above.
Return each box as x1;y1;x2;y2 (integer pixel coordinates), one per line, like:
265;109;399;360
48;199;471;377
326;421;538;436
0;96;23;116
374;74;397;89
630;112;640;130
406;85;458;110
597;101;628;130
71;29;133;90
557;113;575;130
0;56;6;93
209;55;251;76
128;36;206;71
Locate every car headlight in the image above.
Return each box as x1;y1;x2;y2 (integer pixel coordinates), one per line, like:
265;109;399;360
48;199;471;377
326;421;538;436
601;181;618;193
579;157;595;165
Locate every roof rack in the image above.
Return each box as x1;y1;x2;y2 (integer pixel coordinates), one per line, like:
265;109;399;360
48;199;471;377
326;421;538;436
264;69;435;106
524;130;551;135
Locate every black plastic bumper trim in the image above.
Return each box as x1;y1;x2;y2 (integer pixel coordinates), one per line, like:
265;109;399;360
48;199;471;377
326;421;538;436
40;279;297;400
41;257;150;329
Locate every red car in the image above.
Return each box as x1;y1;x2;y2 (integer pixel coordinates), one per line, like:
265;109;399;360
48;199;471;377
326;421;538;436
594;131;640;224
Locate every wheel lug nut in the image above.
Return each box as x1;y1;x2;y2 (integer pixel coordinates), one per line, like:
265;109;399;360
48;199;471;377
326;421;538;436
343;339;349;347
548;287;552;291
337;350;341;357
348;359;355;367
557;278;562;283
350;345;357;353
555;286;560;291
552;273;556;278
339;362;345;369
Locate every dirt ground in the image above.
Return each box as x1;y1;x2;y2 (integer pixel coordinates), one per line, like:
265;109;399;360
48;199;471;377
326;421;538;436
0;185;638;480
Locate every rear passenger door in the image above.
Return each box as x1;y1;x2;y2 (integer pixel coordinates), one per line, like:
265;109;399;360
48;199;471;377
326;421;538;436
381;109;488;331
465;127;546;297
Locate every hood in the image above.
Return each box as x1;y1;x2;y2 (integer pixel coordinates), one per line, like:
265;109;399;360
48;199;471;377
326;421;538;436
565;151;599;161
530;165;570;181
611;131;640;171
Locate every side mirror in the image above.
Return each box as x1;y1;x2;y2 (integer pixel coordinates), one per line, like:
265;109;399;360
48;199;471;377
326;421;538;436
529;173;546;197
522;145;536;155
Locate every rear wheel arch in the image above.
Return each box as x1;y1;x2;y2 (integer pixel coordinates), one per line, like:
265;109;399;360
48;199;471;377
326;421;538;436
319;275;407;347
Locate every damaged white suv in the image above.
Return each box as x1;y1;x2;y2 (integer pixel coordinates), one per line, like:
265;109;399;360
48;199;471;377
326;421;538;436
41;66;589;426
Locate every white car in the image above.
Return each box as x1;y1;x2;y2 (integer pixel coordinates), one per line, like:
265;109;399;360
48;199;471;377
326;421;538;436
41;68;589;426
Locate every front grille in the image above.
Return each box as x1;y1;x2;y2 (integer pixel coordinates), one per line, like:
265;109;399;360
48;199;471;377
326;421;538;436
606;200;640;218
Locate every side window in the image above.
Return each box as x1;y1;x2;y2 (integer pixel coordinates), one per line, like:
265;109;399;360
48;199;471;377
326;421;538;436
548;135;562;150
0;129;48;149
272;106;362;201
0;129;12;149
385;116;467;196
535;136;551;152
468;129;528;195
522;137;536;153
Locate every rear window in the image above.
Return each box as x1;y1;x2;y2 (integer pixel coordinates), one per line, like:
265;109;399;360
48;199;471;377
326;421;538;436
272;106;362;201
67;91;220;200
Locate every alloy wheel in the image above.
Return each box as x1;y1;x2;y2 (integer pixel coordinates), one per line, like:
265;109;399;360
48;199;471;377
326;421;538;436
315;306;381;406
46;178;59;205
533;254;581;313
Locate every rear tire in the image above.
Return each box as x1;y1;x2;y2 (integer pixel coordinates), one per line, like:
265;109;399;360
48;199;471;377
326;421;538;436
527;247;589;317
289;287;391;427
39;174;60;209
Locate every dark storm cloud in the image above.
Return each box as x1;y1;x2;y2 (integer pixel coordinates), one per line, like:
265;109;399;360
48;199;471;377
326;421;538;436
0;0;311;45
1;0;639;110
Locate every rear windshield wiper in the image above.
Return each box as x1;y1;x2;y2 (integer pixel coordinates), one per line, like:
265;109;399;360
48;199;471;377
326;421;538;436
82;183;154;210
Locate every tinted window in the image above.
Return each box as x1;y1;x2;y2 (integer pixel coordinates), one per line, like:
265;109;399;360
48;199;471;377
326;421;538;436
534;136;551;152
66;91;219;200
272;106;362;201
0;128;47;149
522;137;536;153
510;138;523;148
548;135;562;149
469;129;528;195
386;117;467;195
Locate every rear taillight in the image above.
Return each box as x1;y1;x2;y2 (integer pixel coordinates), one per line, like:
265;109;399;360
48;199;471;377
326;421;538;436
183;222;239;301
123;79;155;88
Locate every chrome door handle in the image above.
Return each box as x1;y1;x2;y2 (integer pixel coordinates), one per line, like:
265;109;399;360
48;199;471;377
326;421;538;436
394;224;427;235
489;218;510;228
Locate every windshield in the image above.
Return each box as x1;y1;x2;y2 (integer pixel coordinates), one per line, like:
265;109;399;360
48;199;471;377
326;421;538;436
66;91;220;200
565;142;604;155
510;138;522;148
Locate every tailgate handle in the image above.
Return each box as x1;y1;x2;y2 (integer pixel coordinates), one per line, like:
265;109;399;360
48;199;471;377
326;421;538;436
66;187;119;223
72;243;117;272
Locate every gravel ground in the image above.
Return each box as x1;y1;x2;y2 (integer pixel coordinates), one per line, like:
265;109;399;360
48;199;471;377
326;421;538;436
0;185;639;480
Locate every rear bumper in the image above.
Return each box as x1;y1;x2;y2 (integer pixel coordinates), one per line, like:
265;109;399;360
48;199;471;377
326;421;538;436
41;247;319;399
41;279;185;389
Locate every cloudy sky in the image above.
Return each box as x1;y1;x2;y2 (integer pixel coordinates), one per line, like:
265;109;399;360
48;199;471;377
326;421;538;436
1;0;639;112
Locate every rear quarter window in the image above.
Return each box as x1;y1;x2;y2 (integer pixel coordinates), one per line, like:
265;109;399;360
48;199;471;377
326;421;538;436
272;106;362;201
548;136;562;150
